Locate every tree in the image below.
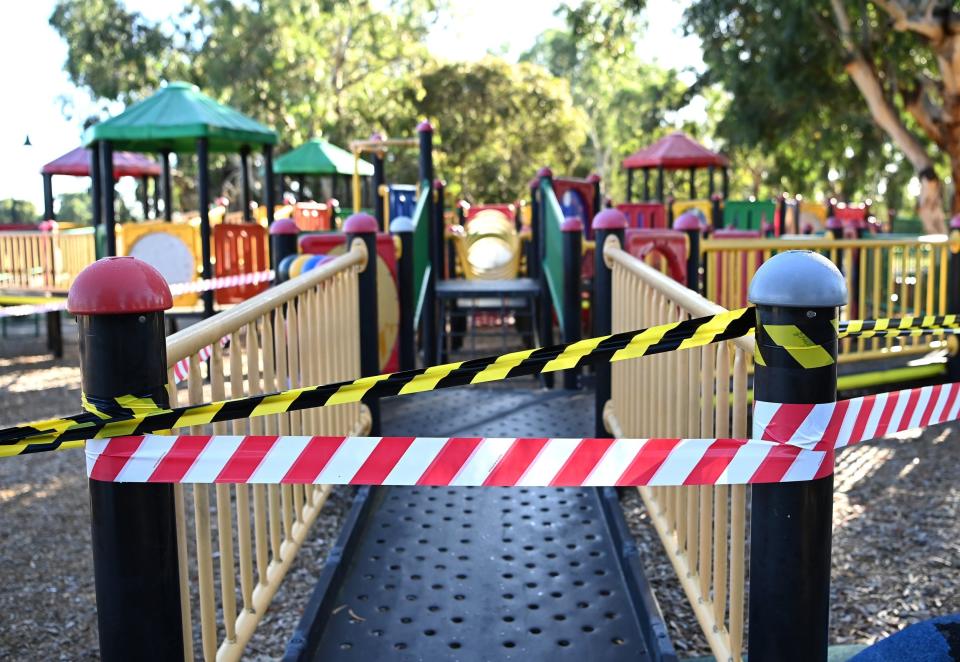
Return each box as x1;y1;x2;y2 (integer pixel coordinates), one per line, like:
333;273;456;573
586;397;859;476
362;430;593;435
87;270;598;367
0;200;38;223
522;0;687;201
57;192;92;223
685;1;958;232
412;58;587;201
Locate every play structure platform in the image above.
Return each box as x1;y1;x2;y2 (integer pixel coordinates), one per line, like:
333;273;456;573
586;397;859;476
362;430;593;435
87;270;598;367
284;383;675;661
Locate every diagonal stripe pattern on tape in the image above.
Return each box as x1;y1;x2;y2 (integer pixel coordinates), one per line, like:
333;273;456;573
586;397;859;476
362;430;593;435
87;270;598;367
84;434;834;486
0;307;757;455
839;314;960;338
754;382;960;450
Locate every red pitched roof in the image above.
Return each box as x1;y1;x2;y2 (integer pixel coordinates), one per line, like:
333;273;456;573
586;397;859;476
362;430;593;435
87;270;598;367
41;146;162;178
622;132;729;170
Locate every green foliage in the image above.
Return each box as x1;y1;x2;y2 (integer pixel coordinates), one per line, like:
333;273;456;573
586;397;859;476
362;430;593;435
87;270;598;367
0;200;38;223
683;1;935;212
523;0;684;201
413;58;586;201
57;191;92;223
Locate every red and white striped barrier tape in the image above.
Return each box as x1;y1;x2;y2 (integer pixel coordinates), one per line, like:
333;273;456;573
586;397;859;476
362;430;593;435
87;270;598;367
170;336;230;384
85;435;833;486
168;270;274;296
754;382;960;450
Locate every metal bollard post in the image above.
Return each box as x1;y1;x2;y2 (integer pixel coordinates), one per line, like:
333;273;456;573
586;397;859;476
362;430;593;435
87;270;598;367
391;215;416;371
68;256;183;661
345;213;381;434
947;216;960;381
673;211;701;293
591;208;627;437
269;217;300;274
748;250;846;662
561;217;582;390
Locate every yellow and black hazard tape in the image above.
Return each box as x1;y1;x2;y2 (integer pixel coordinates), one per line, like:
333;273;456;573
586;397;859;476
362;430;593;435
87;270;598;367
839;315;960;339
754;320;836;369
0;307;757;455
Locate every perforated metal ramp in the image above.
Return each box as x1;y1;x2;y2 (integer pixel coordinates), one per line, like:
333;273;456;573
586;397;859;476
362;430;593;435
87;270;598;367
285;382;675;662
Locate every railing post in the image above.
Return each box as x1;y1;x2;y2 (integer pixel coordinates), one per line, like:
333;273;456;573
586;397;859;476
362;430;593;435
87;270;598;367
391;215;416;371
561;217;583;390
673;211;701;292
345;213;381;434
948;216;960;381
269;217;300;275
591;208;628;437
68;256;183;662
527;178;540;279
537;167;555;388
748;250;846;662
417;121;438;366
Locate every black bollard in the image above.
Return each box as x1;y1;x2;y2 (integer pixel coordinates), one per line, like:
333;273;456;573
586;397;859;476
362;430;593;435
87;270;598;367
269;217;300;275
748;250;846;662
68;256;183;661
673;211;701;293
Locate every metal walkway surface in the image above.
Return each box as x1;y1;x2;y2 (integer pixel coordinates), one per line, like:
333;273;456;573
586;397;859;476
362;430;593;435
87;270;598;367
284;381;676;661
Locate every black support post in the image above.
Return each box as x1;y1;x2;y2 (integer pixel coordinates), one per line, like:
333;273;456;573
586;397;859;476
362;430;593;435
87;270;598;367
372;140;386;231
588;174;601;223
100;141;117;256
625;169;634;203
747;250;845;662
947;217;960;381
42;173;54;220
90;143;102;233
197;137;214;317
269;217;299;276
70;257;183;662
264;144;276;226
674;212;701;293
140;175;150;220
153;175;160;217
391;215;416;370
346;213;381;434
240;147;252;222
527;179;540;279
561;217;583;390
418;121;438;366
161;150;172;221
537;167;555;388
642;168;650;201
721;167;729;200
707;165;715;199
434;180;446;276
591;208;627;436
688;166;696;199
656;165;665;202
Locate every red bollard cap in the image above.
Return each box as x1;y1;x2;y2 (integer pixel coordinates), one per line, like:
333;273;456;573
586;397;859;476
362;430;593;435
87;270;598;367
561;217;584;232
68;256;173;315
537;167;553;179
592;208;628;230
343;213;379;233
268;217;299;235
586;173;601;184
417;120;434;133
825;216;843;230
950;215;960;230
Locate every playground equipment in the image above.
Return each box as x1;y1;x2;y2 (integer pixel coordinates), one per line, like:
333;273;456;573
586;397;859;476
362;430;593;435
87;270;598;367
350;133;420;231
84;81;278;316
40;145;162;221
621;131;730;227
448;204;524;280
274;138;373;213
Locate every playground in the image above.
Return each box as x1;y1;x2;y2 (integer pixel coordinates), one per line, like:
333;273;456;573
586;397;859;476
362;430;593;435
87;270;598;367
6;2;960;661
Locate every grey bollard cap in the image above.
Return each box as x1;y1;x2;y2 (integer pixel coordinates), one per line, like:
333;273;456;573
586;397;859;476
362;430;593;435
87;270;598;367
390;215;414;233
748;250;847;307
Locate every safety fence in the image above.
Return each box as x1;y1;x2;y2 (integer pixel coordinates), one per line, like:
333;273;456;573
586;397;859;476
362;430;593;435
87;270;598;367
700;235;950;363
0;229;96;292
161;245;369;661
605;241;750;660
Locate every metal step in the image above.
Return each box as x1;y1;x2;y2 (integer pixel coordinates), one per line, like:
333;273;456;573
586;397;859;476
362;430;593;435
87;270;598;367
284;385;676;662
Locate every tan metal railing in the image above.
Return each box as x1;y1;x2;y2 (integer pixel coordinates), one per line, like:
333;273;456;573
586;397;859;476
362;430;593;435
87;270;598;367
701;235;950;362
165;244;370;661
605;243;750;662
0;230;96;292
